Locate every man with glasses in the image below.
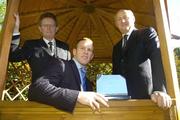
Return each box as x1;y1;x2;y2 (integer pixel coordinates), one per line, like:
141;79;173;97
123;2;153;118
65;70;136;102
9;12;71;81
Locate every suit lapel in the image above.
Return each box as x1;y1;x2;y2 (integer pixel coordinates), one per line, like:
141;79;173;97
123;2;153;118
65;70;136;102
69;60;81;90
124;30;138;52
39;39;48;48
38;39;53;56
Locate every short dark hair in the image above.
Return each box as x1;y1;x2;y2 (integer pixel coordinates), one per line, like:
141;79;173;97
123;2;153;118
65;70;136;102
39;12;57;26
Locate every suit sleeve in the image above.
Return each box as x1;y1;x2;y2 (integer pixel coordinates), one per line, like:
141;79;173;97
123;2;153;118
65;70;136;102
11;33;20;45
9;36;32;62
112;42;121;74
143;27;167;93
28;59;79;113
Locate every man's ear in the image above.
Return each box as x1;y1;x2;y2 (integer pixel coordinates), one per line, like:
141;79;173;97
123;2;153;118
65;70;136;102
72;48;76;56
38;26;42;33
90;53;94;60
56;26;59;33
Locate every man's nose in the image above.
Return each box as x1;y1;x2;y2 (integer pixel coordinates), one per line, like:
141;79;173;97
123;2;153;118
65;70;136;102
121;19;126;23
83;48;89;53
47;25;52;30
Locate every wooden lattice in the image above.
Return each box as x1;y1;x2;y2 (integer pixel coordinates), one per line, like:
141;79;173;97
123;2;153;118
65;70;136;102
3;60;112;101
2;61;31;101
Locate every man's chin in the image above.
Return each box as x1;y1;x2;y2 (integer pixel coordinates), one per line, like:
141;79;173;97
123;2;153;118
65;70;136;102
80;61;89;66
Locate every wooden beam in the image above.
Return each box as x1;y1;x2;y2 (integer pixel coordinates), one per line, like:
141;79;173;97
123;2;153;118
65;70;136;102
0;100;174;120
64;0;85;7
0;0;20;98
153;0;180;119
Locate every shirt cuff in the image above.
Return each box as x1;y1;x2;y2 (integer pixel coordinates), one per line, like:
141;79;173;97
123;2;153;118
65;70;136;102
12;33;20;45
13;32;20;36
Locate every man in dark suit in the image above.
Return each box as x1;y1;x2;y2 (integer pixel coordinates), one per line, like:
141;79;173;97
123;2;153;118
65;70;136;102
112;9;172;109
9;12;71;80
28;37;109;113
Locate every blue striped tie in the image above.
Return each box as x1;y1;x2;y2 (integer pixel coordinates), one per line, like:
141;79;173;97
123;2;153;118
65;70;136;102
80;67;87;91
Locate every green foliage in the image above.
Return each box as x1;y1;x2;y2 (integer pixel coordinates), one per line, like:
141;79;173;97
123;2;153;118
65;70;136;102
4;48;180;100
0;0;6;25
0;0;6;23
174;48;180;83
87;62;112;90
5;50;180;100
0;0;6;33
4;61;112;100
4;61;31;100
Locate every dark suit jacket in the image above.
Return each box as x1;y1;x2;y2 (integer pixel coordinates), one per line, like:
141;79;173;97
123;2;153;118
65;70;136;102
28;58;93;113
112;27;167;99
9;35;70;81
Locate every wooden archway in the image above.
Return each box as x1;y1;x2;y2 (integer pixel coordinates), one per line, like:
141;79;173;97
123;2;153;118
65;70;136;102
0;0;180;119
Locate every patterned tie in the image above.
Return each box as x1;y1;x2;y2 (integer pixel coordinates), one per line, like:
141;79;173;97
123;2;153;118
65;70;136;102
80;67;87;91
48;41;53;52
122;35;128;49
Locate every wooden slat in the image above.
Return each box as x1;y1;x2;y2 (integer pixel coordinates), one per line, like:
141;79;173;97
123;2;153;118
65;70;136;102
94;0;120;6
56;16;79;41
0;0;20;98
95;8;121;45
135;13;156;28
66;12;89;48
56;9;81;34
64;0;85;7
127;0;154;15
89;13;112;57
153;0;180;119
0;100;172;120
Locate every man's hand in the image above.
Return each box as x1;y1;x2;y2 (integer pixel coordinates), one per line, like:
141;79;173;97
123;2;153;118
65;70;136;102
77;92;109;111
151;91;172;109
13;13;20;33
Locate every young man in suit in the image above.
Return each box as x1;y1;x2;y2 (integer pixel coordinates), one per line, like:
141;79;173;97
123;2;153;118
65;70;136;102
9;12;71;81
28;37;109;113
112;9;172;109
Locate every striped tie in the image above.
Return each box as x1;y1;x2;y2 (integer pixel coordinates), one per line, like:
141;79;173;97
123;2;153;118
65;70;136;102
80;67;87;91
48;41;53;52
122;35;128;49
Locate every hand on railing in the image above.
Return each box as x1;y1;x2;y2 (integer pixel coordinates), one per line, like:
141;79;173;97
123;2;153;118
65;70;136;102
77;91;109;112
151;91;172;109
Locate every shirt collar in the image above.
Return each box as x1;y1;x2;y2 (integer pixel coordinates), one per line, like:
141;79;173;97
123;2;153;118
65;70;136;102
43;38;55;46
73;58;85;70
122;27;136;39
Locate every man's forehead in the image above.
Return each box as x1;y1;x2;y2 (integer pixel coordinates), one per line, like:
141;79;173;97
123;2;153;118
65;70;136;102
40;17;56;24
78;40;93;47
117;11;131;17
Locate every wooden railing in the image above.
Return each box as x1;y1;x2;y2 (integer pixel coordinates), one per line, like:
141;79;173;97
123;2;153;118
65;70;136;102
0;100;175;120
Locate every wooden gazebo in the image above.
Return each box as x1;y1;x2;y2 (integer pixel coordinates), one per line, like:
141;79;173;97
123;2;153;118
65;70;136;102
0;0;180;120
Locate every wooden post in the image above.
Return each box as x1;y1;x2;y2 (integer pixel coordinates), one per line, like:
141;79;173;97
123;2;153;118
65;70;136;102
0;0;20;98
153;0;180;119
